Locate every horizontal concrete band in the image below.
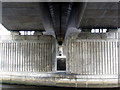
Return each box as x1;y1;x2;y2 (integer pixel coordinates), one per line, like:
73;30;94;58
0;72;119;88
0;35;53;41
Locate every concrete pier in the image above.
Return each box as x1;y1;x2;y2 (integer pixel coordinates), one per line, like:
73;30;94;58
0;31;120;88
66;31;119;75
0;35;56;72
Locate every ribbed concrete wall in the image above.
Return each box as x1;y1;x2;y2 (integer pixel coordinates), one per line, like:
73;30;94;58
66;32;119;75
0;35;56;72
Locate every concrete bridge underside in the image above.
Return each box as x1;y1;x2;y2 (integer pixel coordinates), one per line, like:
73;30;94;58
2;2;119;43
0;1;120;88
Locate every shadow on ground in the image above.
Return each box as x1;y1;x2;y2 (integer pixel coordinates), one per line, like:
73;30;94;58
0;84;120;90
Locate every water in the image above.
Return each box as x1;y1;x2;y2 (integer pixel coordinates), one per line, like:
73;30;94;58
0;84;119;90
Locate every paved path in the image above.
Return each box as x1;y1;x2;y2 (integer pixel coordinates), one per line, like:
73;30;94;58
0;84;119;90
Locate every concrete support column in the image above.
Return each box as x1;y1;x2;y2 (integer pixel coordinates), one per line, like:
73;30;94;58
43;30;56;37
106;29;118;39
64;27;81;44
66;29;119;75
34;31;43;35
10;31;20;35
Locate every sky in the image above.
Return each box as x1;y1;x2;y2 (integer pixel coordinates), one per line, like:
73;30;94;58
91;29;107;33
0;24;11;35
